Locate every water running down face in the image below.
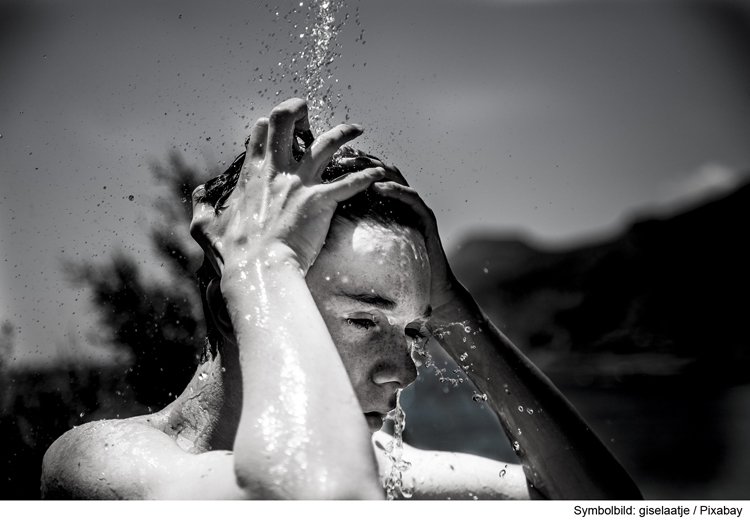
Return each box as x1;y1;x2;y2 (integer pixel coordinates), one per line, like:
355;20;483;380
306;217;432;433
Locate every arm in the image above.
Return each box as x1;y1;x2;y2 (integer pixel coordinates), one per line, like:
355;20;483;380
371;432;530;500
189;99;387;499
427;286;642;499
367;177;641;500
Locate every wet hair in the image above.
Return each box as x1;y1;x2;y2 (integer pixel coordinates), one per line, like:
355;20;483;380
196;143;423;356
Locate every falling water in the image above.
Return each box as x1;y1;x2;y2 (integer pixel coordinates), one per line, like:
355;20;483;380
262;0;355;133
382;389;413;500
295;0;346;130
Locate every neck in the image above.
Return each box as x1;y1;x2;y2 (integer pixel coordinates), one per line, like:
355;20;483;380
156;338;243;452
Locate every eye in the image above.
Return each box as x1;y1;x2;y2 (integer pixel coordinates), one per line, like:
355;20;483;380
346;318;376;330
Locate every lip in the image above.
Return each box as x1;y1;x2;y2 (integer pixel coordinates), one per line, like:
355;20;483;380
364;411;384;433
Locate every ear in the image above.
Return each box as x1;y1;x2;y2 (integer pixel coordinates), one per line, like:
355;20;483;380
206;278;237;346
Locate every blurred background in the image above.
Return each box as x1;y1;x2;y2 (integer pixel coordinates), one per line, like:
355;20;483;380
1;0;750;499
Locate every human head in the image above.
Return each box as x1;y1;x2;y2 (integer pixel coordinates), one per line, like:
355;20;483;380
195;145;431;428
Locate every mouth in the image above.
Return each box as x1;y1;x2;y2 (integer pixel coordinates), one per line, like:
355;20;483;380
364;411;385;433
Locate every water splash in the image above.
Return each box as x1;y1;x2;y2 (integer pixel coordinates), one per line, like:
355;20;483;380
383;389;412;500
261;0;352;133
472;391;487;402
412;332;465;388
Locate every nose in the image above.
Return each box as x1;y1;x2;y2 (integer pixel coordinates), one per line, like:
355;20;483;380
371;331;418;389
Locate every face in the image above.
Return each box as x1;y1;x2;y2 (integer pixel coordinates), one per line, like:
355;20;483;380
306;217;431;433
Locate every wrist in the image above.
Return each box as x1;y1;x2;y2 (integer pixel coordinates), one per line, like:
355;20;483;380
220;243;305;303
429;281;478;325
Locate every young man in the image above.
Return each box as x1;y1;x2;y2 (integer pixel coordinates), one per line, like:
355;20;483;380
41;99;641;500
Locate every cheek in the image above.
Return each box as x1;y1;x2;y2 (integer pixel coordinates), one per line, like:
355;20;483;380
328;326;377;382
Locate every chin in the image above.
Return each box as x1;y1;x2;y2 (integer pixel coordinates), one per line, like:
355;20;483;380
364;412;384;433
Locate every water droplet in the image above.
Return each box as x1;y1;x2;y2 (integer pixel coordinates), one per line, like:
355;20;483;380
483;267;489;274
79;412;84;418
472;391;487;402
499;469;506;478
527;408;534;415
128;195;134;201
518;405;524;412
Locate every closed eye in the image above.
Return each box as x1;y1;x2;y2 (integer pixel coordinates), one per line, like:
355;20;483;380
347;318;376;330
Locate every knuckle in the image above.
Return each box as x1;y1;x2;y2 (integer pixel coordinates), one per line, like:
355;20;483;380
269;107;293;123
270;99;306;121
191;184;206;199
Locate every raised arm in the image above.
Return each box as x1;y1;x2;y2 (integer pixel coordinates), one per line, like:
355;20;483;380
366;173;642;500
188;99;387;499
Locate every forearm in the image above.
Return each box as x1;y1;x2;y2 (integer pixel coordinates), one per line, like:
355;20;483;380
222;249;382;499
428;285;641;500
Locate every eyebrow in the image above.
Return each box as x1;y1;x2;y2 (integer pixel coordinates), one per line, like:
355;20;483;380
336;289;432;319
338;291;397;311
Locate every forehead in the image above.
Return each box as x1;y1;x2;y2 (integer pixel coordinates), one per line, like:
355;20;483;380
310;219;431;316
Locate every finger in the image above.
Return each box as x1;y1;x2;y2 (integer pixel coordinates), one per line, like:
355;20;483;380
302;123;364;177
266;98;310;169
370;181;436;230
245;118;269;162
337;157;410;186
323;167;386;202
191;184;206;211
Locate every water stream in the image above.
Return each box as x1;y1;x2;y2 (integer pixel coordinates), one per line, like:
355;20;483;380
264;0;353;133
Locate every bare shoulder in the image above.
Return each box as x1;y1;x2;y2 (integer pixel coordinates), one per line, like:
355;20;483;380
371;431;530;500
41;418;245;500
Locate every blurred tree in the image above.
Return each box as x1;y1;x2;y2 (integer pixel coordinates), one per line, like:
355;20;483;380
0;154;217;499
64;153;211;406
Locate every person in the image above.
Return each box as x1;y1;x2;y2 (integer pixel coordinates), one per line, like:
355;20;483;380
41;99;642;500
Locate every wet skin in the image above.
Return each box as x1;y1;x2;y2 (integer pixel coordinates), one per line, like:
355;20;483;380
41;98;642;500
307;218;431;433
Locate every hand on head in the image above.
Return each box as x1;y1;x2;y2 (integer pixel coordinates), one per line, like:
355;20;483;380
189;97;459;312
189;98;387;277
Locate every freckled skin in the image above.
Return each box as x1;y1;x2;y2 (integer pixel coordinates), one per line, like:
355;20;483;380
307;219;431;419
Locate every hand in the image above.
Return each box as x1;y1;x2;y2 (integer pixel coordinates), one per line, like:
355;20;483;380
335;154;460;312
189;98;386;276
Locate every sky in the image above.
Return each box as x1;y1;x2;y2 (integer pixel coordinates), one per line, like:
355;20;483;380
3;0;750;367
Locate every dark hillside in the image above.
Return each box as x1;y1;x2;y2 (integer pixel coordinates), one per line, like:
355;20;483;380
452;180;750;389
